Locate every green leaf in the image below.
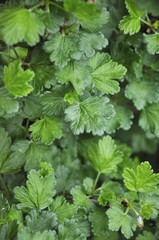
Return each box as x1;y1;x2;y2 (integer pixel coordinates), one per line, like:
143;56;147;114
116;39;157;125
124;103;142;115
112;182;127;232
106;104;134;133
6;205;23;229
88;207;108;236
119;15;141;35
0;127;18;173
43;32;81;68
17;228;57;240
29;116;62;145
14;170;56;211
3;60;34;97
83;177;94;195
106;206;137;239
81;8;110;32
70;186;95;210
88;136;123;174
140;204;153;219
10;140;59;172
30;48;57;94
58;219;90;240
98;191;116;206
49;196;77;224
125;0;145;17
55;165;78;193
136;231;156;240
0;8;45;46
23;95;43;120
119;0;146;35
0;89;19;116
144;33;159;54
101;181;123;198
125;80;159;110
123;161;159;192
64;96;115;135
64;0;101;23
39;11;64;34
79;32;108;58
40;85;68;116
139;103;159;137
56;60;92;95
25;210;57;231
89;53;127;94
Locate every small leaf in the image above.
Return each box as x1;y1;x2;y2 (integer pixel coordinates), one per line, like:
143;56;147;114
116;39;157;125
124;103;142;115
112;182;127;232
14;170;56;211
49;196;77;224
29;116;62;145
65;96;115;135
0;8;45;46
123;161;159;192
3;60;34;97
107;206;137;239
144;33;159;54
88;136;123;174
70;186;95;211
90;52;126;94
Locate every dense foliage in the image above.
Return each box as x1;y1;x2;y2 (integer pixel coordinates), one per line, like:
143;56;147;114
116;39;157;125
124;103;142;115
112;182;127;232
0;0;159;239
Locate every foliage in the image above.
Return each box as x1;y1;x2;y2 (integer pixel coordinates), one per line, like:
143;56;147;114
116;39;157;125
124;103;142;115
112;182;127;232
0;0;159;239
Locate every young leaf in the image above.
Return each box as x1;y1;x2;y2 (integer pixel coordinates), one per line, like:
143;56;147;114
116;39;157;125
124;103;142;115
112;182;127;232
56;60;92;95
139;103;159;137
49;196;77;224
140;204;153;219
29;116;62;145
3;60;34;97
144;33;159;54
125;80;159;110
0;8;45;46
119;0;146;35
107;206;137;239
64;96;115;135
119;15;141;35
123;161;159;192
98;191;116;206
89;52;127;94
14;170;56;210
88;136;123;174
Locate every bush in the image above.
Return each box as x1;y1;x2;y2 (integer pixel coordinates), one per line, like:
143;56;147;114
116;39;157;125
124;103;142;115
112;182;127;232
0;0;159;239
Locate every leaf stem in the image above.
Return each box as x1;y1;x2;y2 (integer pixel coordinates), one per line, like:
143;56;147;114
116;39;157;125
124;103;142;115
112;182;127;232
0;51;16;60
140;18;156;32
48;1;65;10
92;172;101;194
0;174;10;196
12;46;19;59
29;1;45;11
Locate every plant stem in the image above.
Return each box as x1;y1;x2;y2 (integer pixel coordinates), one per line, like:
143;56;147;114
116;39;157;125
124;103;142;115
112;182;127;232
140;18;156;32
12;46;19;59
0;174;10;196
45;0;50;12
48;1;65;10
29;1;45;11
92;172;101;194
0;51;15;60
